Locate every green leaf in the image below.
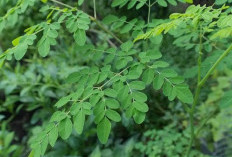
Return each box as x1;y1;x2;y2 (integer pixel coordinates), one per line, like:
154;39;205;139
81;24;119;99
219;90;232;109
97;117;111;144
167;0;177;5
136;2;146;9
106;109;121;122
78;0;85;5
90;94;101;106
41;0;48;3
106;98;120;109
55;96;70;108
66;72;82;83
133;111;145;124
133;101;149;112
161;69;178;78
47;29;58;38
185;0;193;4
104;88;118;98
157;0;168;7
13;43;28;60
153;74;164;90
115;58;128;70
129;81;145;90
0;57;5;68
41;138;48;156
175;85;193;104
58;118;73;140
112;0;125;7
142;69;155;85
38;39;50;57
103;15;118;24
50;111;67;122
132;91;147;102
74;29;86;46
12;36;21;46
49;125;58;147
120;23;134;33
73;110;85;134
95;112;105;124
162;81;172;97
97;72;108;84
120;41;133;52
168;86;176;101
71;85;85;100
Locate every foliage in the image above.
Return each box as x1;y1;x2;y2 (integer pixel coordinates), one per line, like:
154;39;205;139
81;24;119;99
135;125;208;157
1;0;232;157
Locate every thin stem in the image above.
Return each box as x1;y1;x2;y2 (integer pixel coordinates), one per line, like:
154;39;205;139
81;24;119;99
91;18;123;44
151;0;157;7
199;44;232;87
186;86;201;157
50;0;73;9
197;30;203;83
195;111;215;137
147;0;151;24
186;40;232;156
186;28;203;156
93;0;96;19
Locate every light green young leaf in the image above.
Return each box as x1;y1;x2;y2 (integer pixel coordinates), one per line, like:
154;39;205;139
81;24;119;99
97;117;111;144
185;0;193;3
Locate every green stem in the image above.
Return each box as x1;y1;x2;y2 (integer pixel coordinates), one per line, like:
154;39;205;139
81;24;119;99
186;29;203;156
50;0;73;9
91;18;123;44
93;0;96;19
186;86;201;157
147;0;151;24
199;44;232;87
186;41;232;156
